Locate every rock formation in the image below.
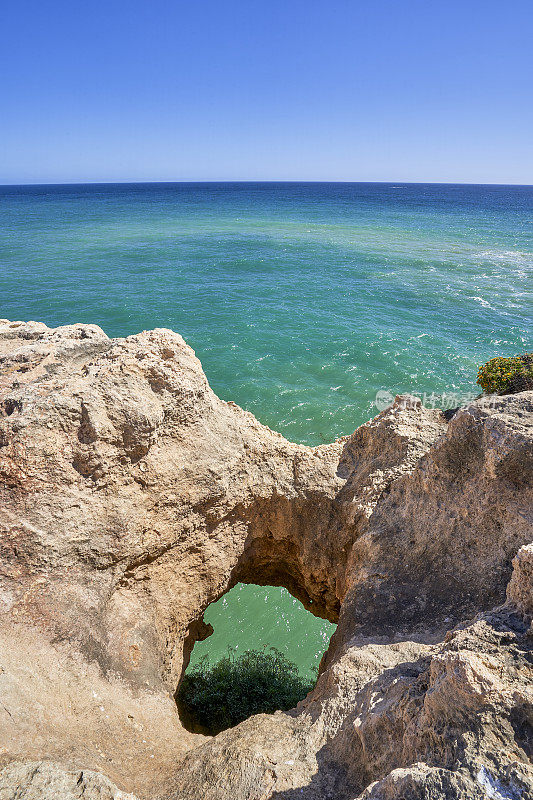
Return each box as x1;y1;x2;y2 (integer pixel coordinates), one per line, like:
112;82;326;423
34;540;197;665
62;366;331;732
0;319;531;800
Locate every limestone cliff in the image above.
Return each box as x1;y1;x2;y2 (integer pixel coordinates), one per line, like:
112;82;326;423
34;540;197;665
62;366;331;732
0;319;531;800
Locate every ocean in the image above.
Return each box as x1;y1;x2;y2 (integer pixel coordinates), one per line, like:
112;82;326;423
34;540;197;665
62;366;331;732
1;181;531;675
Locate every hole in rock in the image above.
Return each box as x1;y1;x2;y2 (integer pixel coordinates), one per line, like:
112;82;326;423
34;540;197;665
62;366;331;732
176;583;336;736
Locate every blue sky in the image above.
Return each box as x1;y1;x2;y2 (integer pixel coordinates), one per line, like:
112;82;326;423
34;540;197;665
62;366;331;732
1;0;532;184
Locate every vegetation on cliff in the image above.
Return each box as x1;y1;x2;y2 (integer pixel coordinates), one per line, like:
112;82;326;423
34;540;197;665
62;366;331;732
477;353;533;395
177;648;314;735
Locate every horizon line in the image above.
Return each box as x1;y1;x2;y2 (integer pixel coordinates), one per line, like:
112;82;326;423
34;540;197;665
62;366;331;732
1;179;533;188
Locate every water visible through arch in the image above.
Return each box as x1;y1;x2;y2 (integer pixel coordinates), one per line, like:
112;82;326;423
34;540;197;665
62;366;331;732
177;583;336;734
191;583;336;679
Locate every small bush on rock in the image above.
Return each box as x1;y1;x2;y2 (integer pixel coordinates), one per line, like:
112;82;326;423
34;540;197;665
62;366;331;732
477;354;533;395
176;647;315;735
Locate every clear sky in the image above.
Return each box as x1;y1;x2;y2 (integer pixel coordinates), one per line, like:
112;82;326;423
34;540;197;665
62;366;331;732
1;0;532;184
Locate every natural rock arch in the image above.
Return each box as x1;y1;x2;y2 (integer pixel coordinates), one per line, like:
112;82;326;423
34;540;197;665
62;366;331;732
0;319;531;799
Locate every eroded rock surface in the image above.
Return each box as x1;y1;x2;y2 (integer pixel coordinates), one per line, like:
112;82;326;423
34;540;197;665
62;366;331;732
0;761;140;800
0;319;531;800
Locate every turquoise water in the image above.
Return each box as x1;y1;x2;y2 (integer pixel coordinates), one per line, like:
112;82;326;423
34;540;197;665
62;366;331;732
1;182;531;673
1;182;531;444
190;584;335;679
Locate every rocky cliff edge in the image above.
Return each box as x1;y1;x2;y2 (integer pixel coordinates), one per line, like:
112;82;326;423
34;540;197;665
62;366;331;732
0;320;531;799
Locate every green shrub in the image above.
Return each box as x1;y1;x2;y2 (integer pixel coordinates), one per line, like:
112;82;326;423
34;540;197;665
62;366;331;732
477;353;533;395
176;648;315;735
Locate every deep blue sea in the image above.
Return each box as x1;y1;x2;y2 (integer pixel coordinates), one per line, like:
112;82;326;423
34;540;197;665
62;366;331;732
1;181;531;674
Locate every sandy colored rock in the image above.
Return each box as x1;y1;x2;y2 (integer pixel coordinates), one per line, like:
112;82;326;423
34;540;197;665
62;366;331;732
0;761;140;800
508;543;533;623
0;319;531;799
